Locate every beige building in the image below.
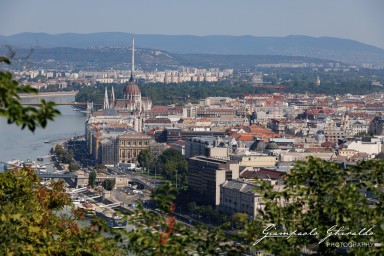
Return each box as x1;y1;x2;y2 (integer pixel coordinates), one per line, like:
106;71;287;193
220;180;262;218
280;152;335;162
220;178;288;219
338;149;358;157
231;152;277;169
196;107;245;118
324;129;346;143
118;133;152;163
344;140;382;155
188;156;239;206
349;121;369;136
185;137;230;159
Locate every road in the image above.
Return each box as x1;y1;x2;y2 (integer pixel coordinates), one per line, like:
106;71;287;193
107;168;159;190
111;187;149;208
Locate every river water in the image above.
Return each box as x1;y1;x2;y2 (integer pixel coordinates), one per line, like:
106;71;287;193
0;94;86;170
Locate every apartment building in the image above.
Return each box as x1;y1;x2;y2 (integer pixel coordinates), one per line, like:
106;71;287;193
188;156;239;206
220;180;262;217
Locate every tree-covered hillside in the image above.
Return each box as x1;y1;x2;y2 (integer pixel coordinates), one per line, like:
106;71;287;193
76;72;384;106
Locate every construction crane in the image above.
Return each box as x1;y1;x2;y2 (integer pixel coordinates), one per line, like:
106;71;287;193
89;123;101;152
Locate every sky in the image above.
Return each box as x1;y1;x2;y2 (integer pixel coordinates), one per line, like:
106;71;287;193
0;0;383;49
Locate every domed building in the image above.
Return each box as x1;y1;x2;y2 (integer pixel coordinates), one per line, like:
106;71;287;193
124;79;141;102
110;37;152;131
250;139;266;152
264;141;280;155
114;77;150;113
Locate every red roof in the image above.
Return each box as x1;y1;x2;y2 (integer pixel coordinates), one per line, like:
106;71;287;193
172;140;186;146
233;134;254;141
114;99;135;108
151;106;168;113
124;81;141;96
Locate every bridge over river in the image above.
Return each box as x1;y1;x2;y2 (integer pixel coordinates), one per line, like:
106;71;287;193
19;91;102;107
37;172;154;189
22;102;102;106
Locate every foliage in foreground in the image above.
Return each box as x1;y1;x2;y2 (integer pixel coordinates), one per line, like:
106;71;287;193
241;157;384;255
0;168;122;255
121;184;242;255
124;158;383;255
0;57;60;132
1;157;383;255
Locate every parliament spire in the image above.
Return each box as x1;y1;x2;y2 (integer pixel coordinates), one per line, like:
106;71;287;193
129;35;135;82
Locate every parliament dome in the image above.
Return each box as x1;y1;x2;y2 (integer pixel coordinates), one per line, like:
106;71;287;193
124;80;141;99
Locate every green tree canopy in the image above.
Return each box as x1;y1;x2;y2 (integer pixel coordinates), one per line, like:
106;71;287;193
241;157;384;255
156;148;188;187
68;161;79;172
2;157;383;255
123;183;241;255
137;148;153;170
102;179;115;191
231;212;249;228
88;170;97;188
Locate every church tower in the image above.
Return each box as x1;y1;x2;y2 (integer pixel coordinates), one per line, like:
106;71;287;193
130;36;135;82
103;86;109;110
122;36;143;132
110;86;115;108
123;36;142;111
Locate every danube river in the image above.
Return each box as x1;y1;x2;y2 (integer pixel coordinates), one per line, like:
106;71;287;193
0;94;87;169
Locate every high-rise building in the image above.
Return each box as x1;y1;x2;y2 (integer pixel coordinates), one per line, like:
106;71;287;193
188;156;239;206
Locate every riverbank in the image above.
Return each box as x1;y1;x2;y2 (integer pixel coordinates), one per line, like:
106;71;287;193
19;91;78;98
0;103;86;167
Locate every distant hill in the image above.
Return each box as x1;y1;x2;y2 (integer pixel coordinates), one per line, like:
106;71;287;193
0;46;336;71
1;32;384;65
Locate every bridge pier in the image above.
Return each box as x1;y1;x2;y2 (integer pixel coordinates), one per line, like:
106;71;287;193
37;172;79;188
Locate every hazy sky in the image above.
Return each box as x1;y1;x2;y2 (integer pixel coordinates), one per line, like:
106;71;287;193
1;0;383;49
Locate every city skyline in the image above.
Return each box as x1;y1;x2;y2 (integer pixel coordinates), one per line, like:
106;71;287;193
1;0;383;49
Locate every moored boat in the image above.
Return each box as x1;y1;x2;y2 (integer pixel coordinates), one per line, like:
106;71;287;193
36;165;48;172
3;159;21;170
4;159;48;172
